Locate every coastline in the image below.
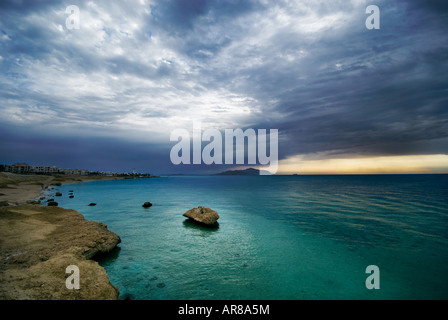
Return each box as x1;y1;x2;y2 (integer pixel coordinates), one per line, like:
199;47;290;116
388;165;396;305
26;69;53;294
0;172;130;206
0;173;124;300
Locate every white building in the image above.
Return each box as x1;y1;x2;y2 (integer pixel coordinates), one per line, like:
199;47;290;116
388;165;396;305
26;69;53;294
3;163;89;175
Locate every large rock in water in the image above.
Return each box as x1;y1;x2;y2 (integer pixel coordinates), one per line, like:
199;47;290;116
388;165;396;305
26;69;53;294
183;206;219;226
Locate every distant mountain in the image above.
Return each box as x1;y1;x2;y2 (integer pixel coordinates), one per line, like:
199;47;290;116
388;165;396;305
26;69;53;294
216;168;265;176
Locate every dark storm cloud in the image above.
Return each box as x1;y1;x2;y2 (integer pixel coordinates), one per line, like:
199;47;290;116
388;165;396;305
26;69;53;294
217;0;448;160
150;0;257;33
411;0;448;14
0;0;60;12
271;46;448;158
0;0;447;173
0;123;172;174
149;0;262;64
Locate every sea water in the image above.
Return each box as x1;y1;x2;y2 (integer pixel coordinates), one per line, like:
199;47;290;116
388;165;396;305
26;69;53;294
51;175;448;300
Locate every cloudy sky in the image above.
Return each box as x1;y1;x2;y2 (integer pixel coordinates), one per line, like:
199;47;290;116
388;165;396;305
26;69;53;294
0;0;447;174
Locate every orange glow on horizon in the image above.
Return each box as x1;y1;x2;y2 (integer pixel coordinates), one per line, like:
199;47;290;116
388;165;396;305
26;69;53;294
276;154;448;175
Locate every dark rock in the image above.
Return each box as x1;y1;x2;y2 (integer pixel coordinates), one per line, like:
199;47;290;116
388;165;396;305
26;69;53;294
121;293;134;300
69;195;74;198
142;202;153;208
156;283;166;288
55;192;62;197
88;203;96;206
46;198;54;202
183;206;219;226
47;201;58;207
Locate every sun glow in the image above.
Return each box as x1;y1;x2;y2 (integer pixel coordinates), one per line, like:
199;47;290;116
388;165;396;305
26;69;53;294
278;154;448;174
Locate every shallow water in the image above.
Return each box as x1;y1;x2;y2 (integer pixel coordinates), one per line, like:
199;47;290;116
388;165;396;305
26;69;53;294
51;175;448;299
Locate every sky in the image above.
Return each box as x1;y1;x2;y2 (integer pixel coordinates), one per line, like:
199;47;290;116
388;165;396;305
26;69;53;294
0;0;447;175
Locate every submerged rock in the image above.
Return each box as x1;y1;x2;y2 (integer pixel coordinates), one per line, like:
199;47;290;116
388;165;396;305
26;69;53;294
183;206;219;227
142;202;153;208
55;192;62;197
88;203;96;206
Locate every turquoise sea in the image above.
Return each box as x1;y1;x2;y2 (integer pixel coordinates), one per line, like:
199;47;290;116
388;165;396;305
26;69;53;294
47;175;448;300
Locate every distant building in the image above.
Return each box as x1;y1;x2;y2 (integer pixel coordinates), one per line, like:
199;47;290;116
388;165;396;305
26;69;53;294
61;168;88;175
3;163;88;175
1;162;148;177
4;163;31;174
31;166;59;174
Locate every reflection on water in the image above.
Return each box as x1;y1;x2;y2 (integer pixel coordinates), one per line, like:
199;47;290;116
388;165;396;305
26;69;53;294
182;218;220;232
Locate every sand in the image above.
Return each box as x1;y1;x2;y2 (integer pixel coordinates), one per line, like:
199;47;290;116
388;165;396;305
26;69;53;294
0;172;123;300
0;172;124;205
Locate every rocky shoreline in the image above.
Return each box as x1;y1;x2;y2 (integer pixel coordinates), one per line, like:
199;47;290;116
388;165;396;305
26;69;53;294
0;173;122;300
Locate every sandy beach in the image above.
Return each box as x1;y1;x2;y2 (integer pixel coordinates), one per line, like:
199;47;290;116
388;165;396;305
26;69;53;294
0;173;124;300
0;172;126;206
